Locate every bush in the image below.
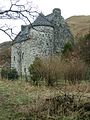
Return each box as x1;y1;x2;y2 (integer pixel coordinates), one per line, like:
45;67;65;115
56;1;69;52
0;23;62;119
8;68;19;80
62;42;73;56
1;68;18;80
28;57;44;85
63;59;87;84
77;33;90;65
29;56;64;86
85;67;90;80
42;56;64;86
29;56;88;86
42;57;88;85
1;68;8;79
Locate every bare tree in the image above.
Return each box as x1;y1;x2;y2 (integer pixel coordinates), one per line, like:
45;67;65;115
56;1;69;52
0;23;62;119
0;0;38;40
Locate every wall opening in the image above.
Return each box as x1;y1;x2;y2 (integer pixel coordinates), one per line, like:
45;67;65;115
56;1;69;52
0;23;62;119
22;52;24;59
14;56;15;61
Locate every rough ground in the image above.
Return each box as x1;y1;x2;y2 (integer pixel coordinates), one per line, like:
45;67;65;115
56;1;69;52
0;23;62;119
0;79;89;120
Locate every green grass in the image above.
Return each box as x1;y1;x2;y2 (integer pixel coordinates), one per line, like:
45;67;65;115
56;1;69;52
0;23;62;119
0;79;89;120
0;79;62;120
0;80;39;119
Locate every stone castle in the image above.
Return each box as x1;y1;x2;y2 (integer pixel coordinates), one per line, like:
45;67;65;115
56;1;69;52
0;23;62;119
11;8;74;75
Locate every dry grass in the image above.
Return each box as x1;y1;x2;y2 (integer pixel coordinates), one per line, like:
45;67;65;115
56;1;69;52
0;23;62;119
0;78;89;119
66;15;90;38
31;56;88;85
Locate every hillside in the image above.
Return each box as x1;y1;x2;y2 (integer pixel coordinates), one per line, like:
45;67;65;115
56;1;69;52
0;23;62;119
66;15;90;38
0;41;11;67
0;41;11;52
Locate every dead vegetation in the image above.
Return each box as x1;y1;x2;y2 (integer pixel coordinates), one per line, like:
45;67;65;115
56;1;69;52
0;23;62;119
66;15;90;38
0;79;89;120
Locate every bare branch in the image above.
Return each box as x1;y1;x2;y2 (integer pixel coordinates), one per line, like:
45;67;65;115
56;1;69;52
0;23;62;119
0;28;13;40
0;0;38;40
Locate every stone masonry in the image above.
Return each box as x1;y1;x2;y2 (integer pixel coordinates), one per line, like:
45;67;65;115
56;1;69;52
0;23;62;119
11;8;74;75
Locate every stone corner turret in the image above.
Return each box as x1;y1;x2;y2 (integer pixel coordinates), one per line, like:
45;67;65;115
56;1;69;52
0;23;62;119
53;8;61;16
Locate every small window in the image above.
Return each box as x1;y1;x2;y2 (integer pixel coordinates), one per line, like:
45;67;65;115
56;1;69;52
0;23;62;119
49;36;51;39
46;43;49;45
42;34;44;37
22;52;24;59
14;56;15;61
24;68;26;72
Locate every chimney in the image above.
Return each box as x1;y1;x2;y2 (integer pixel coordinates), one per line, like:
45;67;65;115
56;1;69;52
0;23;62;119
53;8;61;16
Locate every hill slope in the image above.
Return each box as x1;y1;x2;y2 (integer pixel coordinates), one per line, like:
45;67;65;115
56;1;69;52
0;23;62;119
66;15;90;37
0;41;11;52
0;41;11;67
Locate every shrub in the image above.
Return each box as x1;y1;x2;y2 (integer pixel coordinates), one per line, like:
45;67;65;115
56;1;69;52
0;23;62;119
29;56;88;86
42;57;88;85
1;68;18;80
8;68;19;80
85;67;90;80
28;57;44;85
77;33;90;65
42;56;64;86
62;42;73;56
29;56;64;86
63;59;87;84
1;68;8;79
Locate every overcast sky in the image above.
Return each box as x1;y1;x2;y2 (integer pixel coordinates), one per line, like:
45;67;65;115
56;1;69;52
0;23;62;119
0;0;90;43
33;0;90;18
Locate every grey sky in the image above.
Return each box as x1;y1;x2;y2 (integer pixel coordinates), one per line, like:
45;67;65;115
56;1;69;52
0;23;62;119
32;0;90;18
0;0;90;43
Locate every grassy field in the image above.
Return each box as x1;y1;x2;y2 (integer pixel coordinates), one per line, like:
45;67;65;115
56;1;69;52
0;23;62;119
0;79;90;120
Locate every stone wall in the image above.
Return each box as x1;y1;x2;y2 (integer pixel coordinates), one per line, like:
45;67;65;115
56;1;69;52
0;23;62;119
11;26;54;75
11;43;22;74
52;8;74;53
11;8;74;76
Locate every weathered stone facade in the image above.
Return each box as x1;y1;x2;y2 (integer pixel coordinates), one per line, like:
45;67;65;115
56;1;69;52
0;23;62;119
11;8;74;75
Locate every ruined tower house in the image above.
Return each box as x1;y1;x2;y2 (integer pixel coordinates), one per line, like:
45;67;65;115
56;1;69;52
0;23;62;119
11;8;74;75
